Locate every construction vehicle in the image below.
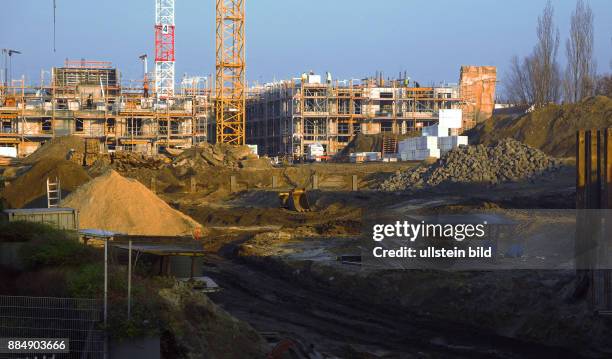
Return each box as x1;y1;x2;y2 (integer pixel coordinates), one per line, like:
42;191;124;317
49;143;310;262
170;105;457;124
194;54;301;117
306;143;325;162
279;189;311;212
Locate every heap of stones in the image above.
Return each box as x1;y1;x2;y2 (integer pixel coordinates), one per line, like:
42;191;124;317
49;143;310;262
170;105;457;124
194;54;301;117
380;138;563;191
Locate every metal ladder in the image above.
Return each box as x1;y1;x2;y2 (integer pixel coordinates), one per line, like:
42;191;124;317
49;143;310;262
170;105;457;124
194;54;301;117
46;177;61;208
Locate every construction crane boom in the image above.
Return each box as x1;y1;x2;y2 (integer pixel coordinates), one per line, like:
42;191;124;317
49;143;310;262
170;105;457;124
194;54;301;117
215;0;246;145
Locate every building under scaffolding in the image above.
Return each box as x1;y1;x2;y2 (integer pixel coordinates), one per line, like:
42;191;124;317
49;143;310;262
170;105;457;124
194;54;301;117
0;62;495;158
246;67;496;158
0;60;212;157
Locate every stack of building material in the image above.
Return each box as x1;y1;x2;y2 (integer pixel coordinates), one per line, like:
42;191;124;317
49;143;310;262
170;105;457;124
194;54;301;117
399;109;465;161
0;156;14;166
349;152;382;163
398;136;440;161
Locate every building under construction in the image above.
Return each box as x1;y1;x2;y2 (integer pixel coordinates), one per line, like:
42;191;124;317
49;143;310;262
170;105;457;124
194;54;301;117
0;60;212;157
246;66;496;157
0;63;495;158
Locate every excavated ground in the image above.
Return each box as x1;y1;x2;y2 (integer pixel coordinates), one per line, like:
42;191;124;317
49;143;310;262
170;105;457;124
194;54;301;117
2;139;607;358
156;160;609;358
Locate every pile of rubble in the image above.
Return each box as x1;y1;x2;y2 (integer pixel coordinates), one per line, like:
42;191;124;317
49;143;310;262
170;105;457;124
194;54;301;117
381;138;563;191
172;143;270;171
111;152;170;171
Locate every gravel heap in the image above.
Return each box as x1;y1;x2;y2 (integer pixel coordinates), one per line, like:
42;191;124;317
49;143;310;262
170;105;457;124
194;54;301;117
381;138;563;191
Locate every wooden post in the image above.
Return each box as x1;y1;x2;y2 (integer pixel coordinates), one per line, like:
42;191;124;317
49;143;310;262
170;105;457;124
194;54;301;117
272;176;278;189
576;130;586;209
230;175;237;193
127;240;132;320
190;176;197;193
605;128;612;209
312;174;318;190
352;175;358;191
150;177;157;194
587;130;600;209
604;129;612;309
190;257;195;279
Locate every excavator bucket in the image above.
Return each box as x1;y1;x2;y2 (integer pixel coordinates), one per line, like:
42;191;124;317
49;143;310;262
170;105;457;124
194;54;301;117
279;189;311;212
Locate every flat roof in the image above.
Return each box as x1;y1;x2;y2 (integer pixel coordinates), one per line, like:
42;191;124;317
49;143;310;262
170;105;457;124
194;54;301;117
4;208;76;214
112;243;205;256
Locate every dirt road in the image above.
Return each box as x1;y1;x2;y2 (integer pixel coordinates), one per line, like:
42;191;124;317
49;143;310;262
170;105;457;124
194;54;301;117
204;254;584;359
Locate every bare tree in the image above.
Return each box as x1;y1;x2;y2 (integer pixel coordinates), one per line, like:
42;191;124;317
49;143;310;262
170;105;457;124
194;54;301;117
564;0;596;102
532;1;561;106
595;74;612;97
503;1;560;107
503;56;532;105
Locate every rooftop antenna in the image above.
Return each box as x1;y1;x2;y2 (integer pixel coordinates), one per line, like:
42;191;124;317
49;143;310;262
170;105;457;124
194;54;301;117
53;0;57;52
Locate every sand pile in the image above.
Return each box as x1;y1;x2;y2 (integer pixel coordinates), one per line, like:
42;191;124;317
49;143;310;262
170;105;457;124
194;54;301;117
381;139;563;191
23;136;85;165
172;142;270;171
467;96;612;157
61;170;200;236
3;159;90;208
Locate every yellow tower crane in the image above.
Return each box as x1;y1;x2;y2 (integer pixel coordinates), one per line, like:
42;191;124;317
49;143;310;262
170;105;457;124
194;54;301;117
215;0;246;145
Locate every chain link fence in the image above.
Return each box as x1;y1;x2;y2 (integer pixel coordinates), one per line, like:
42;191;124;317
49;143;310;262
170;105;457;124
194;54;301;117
0;295;105;359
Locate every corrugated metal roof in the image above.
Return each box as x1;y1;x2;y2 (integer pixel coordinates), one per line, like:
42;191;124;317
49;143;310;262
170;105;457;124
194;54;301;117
3;208;77;214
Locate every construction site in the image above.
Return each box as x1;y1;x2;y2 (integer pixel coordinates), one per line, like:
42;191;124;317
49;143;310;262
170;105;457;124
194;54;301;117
1;0;612;359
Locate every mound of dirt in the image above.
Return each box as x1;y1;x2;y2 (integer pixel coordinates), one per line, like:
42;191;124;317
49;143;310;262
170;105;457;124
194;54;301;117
158;282;267;358
61;170;200;236
23;136;85;165
3;159;91;208
467;96;612;157
173;143;269;171
381;139;563;191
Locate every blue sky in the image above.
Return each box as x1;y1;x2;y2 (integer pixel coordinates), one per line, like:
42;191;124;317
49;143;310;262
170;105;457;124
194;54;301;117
1;0;611;87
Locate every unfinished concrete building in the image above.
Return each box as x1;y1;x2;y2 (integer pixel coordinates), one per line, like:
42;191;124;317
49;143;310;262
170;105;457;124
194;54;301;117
246;69;497;158
0;60;212;157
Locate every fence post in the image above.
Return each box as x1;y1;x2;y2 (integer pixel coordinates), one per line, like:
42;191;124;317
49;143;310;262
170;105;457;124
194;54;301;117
150;177;157;194
352;175;358;191
230;175;237;193
272;175;278;189
190;176;197;193
312;174;319;190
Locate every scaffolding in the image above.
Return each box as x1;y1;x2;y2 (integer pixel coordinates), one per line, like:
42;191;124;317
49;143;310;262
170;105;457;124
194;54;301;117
0;61;212;157
246;75;465;159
